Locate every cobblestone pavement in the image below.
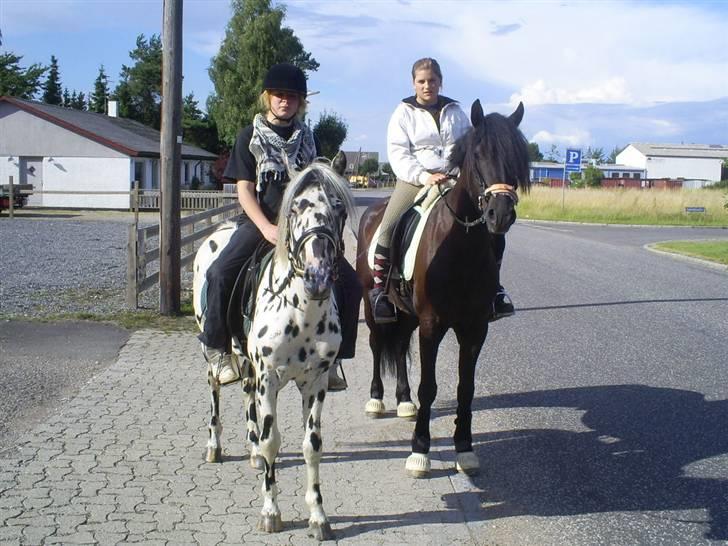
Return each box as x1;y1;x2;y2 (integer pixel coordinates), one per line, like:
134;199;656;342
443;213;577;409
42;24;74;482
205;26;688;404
0;328;488;545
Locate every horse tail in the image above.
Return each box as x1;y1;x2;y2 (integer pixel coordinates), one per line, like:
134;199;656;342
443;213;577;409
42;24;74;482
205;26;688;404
376;321;413;378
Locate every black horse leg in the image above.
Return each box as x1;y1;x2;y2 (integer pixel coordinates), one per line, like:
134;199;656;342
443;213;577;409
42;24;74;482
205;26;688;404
369;329;384;400
395;348;412;405
453;326;487;452
412;320;446;454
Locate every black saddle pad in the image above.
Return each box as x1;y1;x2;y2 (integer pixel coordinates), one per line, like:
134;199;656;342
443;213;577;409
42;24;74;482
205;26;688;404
227;241;273;343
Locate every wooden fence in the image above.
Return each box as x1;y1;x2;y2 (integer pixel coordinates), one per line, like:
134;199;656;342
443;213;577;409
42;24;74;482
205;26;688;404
126;202;241;308
133;188;237;210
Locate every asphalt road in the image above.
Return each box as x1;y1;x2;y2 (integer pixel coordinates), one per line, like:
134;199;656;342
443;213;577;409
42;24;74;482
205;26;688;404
399;221;728;544
0;320;129;455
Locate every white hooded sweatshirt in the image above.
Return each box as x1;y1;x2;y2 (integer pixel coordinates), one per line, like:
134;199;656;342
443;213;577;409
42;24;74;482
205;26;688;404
387;96;472;186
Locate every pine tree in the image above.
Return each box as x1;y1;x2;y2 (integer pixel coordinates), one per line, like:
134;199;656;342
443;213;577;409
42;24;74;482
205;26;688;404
208;0;319;145
0;52;46;99
41;55;63;104
71;91;86;110
62;88;71;107
313;111;347;160
114;34;163;128
89;65;109;113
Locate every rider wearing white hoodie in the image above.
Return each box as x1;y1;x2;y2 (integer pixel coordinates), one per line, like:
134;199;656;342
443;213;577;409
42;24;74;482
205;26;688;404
369;57;514;324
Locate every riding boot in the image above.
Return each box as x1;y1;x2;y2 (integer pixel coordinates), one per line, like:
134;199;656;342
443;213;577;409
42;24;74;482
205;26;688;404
369;244;396;324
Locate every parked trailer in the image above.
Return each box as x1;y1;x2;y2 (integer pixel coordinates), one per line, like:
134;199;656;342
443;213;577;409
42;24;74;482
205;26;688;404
0;184;34;211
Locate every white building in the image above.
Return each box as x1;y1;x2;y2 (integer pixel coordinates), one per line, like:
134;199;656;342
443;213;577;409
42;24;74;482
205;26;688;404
0;96;217;209
617;143;728;184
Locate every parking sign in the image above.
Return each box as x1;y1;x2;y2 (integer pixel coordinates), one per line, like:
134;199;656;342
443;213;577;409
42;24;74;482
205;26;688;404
565;149;582;173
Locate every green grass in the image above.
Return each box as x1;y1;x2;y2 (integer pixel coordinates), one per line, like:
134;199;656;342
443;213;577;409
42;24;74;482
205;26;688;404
652;241;728;266
520;187;728;226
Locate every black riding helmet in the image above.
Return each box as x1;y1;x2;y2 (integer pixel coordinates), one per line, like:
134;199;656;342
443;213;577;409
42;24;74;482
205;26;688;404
262;63;307;96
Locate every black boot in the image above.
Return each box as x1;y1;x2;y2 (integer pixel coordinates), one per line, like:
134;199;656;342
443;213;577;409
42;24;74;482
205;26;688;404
370;244;396;324
490;285;515;322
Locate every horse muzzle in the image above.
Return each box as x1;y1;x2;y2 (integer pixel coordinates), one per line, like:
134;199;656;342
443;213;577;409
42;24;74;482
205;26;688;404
303;264;335;300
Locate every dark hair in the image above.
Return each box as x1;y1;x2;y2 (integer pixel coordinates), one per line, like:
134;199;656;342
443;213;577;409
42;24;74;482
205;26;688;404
411;58;443;82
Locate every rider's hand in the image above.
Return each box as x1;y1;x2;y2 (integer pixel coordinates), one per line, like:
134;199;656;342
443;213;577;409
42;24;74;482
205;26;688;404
261;223;278;244
424;173;449;186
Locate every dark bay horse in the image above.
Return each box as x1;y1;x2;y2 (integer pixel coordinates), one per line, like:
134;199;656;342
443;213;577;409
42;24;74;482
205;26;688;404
356;100;531;477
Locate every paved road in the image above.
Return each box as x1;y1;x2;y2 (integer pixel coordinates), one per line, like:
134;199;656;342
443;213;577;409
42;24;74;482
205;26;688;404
1;219;726;544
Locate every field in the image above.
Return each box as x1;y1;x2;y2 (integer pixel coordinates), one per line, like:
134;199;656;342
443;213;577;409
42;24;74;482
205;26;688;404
518;187;728;226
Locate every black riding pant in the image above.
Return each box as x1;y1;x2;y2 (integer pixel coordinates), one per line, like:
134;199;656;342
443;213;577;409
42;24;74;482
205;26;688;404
198;219;361;360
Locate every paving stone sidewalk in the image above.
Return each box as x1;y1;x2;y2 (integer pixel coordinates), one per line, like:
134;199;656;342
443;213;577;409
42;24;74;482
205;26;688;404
0;328;489;545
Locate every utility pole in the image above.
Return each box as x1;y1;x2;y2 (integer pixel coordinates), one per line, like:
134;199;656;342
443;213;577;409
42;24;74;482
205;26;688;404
159;0;183;315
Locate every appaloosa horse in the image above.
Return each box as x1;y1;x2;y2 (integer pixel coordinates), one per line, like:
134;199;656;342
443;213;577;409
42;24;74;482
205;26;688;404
193;160;356;539
356;100;531;477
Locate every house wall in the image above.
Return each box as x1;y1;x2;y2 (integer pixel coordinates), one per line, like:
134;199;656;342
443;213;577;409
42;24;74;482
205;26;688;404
644;157;721;181
616;146;647;169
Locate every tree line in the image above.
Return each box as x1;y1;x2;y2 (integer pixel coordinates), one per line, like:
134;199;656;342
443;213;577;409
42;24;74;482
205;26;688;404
0;0;348;171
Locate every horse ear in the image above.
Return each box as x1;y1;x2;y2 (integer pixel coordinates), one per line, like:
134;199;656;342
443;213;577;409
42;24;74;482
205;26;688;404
471;99;484;127
509;101;524;127
332;150;347;176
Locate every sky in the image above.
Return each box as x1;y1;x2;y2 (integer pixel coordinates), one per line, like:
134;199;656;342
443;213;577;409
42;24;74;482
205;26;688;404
2;0;728;161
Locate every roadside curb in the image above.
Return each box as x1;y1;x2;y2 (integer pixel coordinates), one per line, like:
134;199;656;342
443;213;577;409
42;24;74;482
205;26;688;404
644;243;728;273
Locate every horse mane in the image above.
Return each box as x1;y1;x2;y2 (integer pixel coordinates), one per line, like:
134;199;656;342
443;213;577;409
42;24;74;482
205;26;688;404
449;112;532;194
275;161;359;265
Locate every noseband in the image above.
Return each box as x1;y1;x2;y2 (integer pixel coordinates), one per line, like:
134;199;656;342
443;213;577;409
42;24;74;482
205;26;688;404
288;225;341;278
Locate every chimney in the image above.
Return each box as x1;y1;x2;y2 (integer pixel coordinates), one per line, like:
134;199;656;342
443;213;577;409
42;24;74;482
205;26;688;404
107;100;118;117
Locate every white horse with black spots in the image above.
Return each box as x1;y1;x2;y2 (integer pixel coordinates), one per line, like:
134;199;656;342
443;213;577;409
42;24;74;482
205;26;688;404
192;161;356;540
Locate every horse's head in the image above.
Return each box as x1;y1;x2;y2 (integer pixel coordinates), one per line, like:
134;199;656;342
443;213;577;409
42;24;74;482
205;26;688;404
451;100;531;235
276;161;357;299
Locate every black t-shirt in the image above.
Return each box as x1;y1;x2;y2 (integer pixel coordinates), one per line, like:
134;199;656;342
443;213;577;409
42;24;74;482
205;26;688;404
223;119;320;222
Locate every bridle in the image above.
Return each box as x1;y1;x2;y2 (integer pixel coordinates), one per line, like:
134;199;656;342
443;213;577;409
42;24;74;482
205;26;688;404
288;225;342;278
437;173;518;233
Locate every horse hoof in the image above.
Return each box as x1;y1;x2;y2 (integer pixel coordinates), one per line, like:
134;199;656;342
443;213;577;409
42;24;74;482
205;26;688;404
205;447;222;463
405;453;431;478
456;451;480;476
365;398;386;418
250;455;265;470
257;513;283;533
396;401;418;420
307;521;334;541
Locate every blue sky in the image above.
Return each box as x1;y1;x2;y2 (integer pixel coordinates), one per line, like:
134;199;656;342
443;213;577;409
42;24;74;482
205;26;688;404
2;0;727;160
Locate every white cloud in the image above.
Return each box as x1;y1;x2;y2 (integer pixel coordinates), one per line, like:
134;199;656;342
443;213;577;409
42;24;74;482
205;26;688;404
531;129;591;148
510;78;631;106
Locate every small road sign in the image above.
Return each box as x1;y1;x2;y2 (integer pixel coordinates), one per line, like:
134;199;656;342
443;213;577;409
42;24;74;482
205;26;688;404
565;149;582;173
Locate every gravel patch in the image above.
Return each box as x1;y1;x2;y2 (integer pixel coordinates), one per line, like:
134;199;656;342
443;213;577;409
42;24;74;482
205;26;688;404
0;213;192;318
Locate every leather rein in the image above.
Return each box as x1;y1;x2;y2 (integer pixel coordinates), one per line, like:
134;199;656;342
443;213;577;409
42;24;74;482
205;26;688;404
437;178;518;233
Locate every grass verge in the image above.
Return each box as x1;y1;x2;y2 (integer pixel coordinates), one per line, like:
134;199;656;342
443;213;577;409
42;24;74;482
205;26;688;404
519;187;728;226
651;241;728;266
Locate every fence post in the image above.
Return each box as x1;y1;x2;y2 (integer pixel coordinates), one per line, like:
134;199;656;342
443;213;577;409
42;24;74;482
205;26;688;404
126;222;138;309
8;176;14;219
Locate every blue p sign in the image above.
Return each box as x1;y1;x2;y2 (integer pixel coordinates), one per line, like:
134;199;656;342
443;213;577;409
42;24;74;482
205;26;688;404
565;148;582;172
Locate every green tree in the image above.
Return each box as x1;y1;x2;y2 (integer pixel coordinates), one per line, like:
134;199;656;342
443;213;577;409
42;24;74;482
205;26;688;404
608;145;625;163
527;142;543;162
357;157;379;176
0;52;46;99
545;144;562;162
313;110;347;159
115;34;163;128
89;65;110;113
71;91;87;110
42;55;63;105
570;164;602;188
62;88;70;107
584;146;605;165
208;0;319;146
182;93;222;153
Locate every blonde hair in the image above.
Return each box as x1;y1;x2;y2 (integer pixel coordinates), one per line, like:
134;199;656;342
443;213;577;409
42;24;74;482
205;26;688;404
411;57;443;83
258;90;308;121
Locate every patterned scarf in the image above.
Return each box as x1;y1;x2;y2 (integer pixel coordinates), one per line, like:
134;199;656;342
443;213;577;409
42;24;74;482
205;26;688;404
248;113;317;193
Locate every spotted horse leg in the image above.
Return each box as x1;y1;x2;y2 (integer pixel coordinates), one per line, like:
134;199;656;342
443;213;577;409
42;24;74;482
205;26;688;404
301;372;334;540
205;367;223;463
255;368;283;533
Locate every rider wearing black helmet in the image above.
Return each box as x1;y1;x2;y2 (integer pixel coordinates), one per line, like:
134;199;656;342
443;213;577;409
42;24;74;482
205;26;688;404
199;63;360;390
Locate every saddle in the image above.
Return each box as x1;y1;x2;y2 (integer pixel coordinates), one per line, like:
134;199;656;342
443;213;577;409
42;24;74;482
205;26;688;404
226;241;274;349
368;184;453;312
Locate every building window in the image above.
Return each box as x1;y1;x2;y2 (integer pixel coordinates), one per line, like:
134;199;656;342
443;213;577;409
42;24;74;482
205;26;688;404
632;173;640;179
611;172;619;178
133;161;145;187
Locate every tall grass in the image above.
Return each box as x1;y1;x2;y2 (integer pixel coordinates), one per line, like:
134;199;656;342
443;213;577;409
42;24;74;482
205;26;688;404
519;187;728;226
